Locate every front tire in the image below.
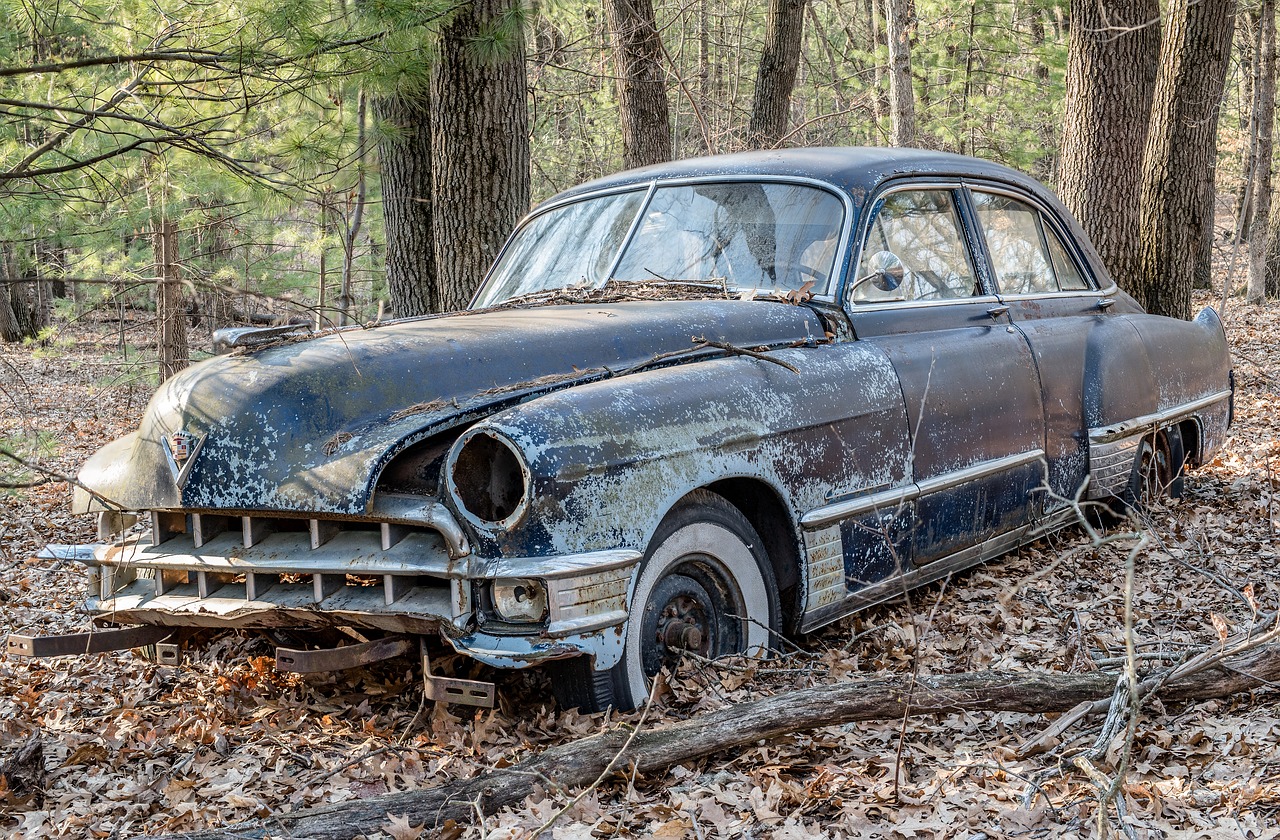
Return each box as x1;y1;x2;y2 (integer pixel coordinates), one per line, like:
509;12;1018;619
551;490;780;713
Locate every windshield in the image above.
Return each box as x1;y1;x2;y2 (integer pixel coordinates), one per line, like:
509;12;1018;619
473;181;845;307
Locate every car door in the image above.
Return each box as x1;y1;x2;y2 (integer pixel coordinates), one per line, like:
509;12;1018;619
962;184;1127;505
842;185;1047;572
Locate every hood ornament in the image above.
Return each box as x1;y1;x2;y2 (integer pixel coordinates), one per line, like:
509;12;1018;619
162;430;206;489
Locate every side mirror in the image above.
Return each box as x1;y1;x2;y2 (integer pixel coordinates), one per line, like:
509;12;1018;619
853;251;906;293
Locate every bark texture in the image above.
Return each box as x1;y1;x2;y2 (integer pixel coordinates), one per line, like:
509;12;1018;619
155;220;188;382
747;0;807;148
1056;0;1161;288
1250;1;1277;303
151;643;1280;840
0;244;48;342
374;93;437;319
884;0;916;146
1135;0;1237;319
603;0;673;168
430;0;530;313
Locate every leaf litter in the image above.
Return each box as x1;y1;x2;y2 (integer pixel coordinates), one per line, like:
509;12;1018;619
2;293;1280;838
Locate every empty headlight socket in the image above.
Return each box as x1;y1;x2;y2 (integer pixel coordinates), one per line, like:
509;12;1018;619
445;428;531;531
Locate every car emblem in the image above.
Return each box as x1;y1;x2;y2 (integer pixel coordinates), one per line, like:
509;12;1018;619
161;430;206;489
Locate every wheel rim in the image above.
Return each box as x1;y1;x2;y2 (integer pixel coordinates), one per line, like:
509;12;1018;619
638;561;739;679
621;513;772;707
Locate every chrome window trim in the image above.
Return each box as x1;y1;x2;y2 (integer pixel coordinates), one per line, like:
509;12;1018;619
961;181;1117;298
473;174;856;306
1088;389;1233;444
800;448;1047;529
843;179;990;310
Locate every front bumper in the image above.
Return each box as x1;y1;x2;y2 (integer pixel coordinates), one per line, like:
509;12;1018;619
79;510;639;670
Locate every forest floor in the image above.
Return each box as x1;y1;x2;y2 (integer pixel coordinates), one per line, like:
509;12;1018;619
1;290;1278;840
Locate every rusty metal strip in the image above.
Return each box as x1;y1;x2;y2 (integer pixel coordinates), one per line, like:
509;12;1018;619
424;675;495;708
1088;389;1232;444
5;625;173;658
419;636;495;708
274;635;416;673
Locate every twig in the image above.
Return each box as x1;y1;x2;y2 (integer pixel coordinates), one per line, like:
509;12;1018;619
691;336;801;374
326;745;395;777
532;674;665;839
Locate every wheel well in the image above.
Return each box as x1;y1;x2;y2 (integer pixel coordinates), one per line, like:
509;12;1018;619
704;478;802;633
1178;418;1203;468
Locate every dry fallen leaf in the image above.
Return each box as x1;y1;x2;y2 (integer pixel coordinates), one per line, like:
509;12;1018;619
382;812;424;840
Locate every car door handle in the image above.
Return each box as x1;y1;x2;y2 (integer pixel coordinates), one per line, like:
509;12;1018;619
1096;297;1115;310
986;305;1010;318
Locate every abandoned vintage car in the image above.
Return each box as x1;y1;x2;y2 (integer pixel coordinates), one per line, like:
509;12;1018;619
11;148;1233;712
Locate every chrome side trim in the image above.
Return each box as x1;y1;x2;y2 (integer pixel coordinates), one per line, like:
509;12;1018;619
1088;389;1233;445
800;448;1046;529
800;485;914;529
916;449;1046;495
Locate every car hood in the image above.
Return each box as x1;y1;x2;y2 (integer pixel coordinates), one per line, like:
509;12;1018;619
76;300;826;515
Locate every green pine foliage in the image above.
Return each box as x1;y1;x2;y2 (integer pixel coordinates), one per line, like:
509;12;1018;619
0;0;1247;326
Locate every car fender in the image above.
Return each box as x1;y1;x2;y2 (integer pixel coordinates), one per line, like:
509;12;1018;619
462;343;912;588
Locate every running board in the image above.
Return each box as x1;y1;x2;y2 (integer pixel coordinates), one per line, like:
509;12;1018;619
6;625;173;657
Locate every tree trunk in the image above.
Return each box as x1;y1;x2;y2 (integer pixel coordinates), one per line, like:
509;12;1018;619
603;0;673;169
0;246;22;343
375;94;437;318
431;0;530;313
1248;0;1276;304
1135;0;1237;319
747;0;807;148
155;220;188;382
1237;13;1261;239
337;92;369;325
884;0;916;147
866;0;888;140
0;242;48;342
148;642;1280;840
1056;0;1160;289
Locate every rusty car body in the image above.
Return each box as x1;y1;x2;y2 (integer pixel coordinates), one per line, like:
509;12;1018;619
16;148;1233;711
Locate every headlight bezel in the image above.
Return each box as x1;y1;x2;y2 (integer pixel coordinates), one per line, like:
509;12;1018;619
444;427;531;532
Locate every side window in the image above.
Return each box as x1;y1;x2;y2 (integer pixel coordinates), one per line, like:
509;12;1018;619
1044;225;1091;290
972;192;1091;294
851;190;978;303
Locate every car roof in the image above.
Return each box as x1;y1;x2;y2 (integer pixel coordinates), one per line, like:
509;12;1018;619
538;146;1113;292
549;147;1052;207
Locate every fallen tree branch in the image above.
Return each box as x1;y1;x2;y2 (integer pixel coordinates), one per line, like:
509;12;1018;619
146;643;1280;840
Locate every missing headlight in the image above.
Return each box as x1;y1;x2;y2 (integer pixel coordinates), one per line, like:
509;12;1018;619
447;429;529;529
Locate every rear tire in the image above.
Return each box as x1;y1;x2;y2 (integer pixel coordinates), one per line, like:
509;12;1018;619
1118;427;1184;515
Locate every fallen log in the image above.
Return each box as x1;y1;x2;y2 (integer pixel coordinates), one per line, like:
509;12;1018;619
152;643;1280;840
0;736;45;807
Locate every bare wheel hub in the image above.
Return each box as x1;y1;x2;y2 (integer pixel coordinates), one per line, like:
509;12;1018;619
654;594;710;656
660;594;711;653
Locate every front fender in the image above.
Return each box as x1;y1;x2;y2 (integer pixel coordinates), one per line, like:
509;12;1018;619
467;342;912;559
